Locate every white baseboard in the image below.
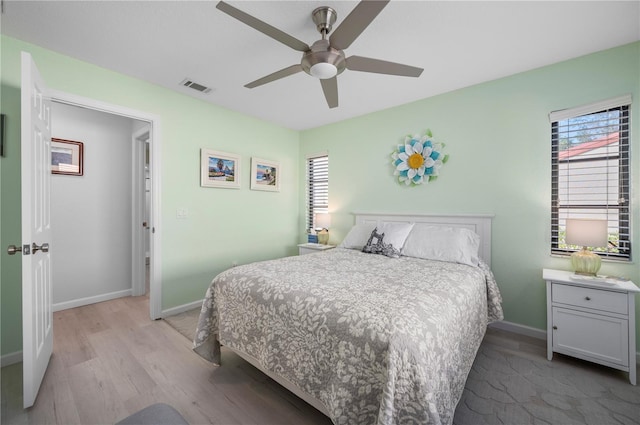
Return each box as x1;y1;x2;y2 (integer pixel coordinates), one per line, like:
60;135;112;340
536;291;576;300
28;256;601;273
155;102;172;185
53;289;132;312
1;350;22;367
489;320;640;365
161;299;203;318
489;320;547;340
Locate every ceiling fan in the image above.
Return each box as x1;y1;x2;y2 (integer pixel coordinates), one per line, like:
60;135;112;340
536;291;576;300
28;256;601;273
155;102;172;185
216;0;424;108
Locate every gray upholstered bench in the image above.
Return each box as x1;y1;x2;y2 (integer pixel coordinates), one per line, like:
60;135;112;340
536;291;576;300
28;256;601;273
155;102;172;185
116;403;189;425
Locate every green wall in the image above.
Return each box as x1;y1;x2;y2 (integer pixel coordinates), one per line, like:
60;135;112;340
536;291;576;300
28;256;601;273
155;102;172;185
2;34;639;358
0;35;300;356
299;41;640;342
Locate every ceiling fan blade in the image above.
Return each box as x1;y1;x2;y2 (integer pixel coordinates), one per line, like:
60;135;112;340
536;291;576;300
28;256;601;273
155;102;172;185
245;64;303;89
217;1;310;52
346;56;423;77
329;0;389;50
320;77;339;108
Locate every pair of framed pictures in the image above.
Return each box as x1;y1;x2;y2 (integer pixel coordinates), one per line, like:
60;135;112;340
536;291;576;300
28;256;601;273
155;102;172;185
200;149;280;192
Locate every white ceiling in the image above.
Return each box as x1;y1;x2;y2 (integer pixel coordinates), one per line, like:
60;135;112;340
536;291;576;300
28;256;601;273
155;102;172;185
2;1;639;130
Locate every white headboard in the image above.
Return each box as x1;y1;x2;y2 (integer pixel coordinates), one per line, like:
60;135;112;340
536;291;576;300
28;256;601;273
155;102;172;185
354;213;494;266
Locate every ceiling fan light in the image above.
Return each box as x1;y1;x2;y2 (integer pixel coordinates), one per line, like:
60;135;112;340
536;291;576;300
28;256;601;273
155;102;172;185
310;62;338;79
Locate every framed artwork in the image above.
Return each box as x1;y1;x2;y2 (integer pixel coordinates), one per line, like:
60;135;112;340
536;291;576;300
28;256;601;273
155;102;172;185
200;149;241;189
250;157;280;192
51;138;84;176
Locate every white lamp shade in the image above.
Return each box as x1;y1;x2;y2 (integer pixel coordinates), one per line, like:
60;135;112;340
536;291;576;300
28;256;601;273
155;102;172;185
565;219;608;247
315;213;331;229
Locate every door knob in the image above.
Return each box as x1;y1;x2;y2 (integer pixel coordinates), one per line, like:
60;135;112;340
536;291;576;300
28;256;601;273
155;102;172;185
7;244;32;255
7;245;23;255
32;242;49;254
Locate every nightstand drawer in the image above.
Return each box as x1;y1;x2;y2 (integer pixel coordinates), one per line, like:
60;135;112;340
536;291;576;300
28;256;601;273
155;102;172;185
552;283;627;314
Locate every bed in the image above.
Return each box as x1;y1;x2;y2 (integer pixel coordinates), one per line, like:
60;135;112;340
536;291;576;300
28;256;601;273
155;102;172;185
193;213;503;425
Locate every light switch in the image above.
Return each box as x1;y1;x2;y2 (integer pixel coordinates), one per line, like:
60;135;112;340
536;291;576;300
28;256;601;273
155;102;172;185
177;208;188;219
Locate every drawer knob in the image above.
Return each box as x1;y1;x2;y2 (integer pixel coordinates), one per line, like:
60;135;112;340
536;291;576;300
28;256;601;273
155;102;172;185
585;296;591;301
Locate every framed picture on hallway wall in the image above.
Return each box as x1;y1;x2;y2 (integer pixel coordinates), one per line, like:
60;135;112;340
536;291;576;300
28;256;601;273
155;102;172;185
250;157;280;192
200;148;241;189
51;138;84;176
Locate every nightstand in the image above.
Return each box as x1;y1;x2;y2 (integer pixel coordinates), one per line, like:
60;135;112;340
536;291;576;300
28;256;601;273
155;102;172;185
298;243;335;255
544;268;639;385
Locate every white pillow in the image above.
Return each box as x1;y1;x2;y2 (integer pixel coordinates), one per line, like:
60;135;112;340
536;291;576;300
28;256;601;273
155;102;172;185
362;222;415;258
401;224;480;266
339;223;377;250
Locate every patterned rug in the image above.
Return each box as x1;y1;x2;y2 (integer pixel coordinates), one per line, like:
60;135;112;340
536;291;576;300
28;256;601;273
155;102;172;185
163;310;640;424
456;330;639;424
163;308;199;342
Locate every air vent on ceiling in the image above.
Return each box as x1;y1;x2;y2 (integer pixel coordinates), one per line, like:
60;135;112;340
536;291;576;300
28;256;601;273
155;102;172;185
180;78;213;94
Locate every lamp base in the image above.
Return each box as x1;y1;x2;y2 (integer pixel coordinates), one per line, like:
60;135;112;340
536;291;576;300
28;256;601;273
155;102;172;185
571;247;601;276
317;230;329;245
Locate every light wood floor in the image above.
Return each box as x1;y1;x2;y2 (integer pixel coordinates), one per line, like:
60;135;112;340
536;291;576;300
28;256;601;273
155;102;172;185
0;293;332;425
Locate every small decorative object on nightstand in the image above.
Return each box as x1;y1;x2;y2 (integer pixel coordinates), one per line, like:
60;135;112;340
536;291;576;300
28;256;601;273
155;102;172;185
544;268;639;385
298;243;335;255
315;213;331;245
565;218;608;276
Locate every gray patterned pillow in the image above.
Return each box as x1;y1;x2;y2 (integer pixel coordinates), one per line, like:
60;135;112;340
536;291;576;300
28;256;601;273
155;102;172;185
362;227;402;258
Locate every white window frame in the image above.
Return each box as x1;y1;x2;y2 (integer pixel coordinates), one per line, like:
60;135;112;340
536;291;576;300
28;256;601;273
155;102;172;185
306;152;329;232
550;95;632;261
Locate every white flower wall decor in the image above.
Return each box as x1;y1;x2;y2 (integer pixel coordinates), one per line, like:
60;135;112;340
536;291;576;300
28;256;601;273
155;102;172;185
391;129;449;186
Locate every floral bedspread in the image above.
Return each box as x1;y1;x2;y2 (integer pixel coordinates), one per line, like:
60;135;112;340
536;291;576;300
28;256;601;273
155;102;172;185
193;248;503;425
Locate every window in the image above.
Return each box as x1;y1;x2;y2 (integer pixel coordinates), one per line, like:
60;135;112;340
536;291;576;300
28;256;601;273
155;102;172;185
550;95;631;260
306;153;329;232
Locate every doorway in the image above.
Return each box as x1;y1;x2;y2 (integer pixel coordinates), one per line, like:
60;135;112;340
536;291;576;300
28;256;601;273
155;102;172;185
49;90;162;319
17;52;162;409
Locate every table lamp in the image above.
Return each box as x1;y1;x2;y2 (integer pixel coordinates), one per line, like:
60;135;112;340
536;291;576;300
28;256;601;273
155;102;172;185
315;213;331;245
565;218;608;276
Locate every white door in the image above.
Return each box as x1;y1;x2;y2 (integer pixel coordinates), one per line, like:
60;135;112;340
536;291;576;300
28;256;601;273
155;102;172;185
21;51;53;408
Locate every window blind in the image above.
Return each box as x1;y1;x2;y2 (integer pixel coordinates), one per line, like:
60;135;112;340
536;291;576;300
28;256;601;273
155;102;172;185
306;153;329;232
551;99;631;260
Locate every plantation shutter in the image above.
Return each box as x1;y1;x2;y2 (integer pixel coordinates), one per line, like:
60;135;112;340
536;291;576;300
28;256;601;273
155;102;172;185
550;95;631;260
306;153;329;232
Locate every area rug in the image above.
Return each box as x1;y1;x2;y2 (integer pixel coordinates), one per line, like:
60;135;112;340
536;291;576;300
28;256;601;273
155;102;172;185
163;311;640;424
163;308;199;341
